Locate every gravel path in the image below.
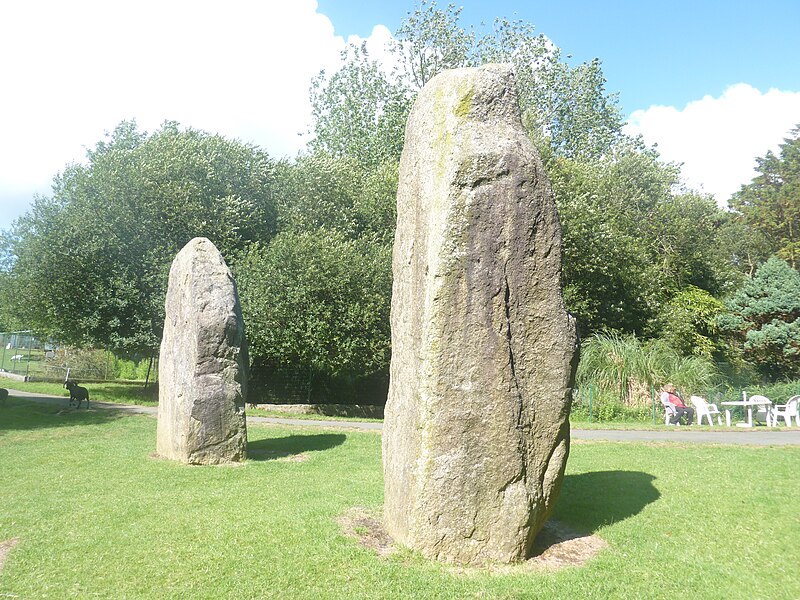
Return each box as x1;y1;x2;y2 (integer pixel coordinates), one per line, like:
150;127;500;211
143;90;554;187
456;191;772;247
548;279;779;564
6;388;800;445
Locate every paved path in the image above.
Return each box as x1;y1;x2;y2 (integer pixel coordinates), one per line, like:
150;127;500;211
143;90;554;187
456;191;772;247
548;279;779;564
6;388;800;445
572;428;800;446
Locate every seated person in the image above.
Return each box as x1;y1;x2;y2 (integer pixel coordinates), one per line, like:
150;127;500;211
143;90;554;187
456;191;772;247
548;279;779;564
662;384;695;425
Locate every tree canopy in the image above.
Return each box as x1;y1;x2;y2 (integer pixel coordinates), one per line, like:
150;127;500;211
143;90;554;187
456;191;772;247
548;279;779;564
730;126;800;270
549;140;736;336
717;257;800;379
6;121;277;356
309;44;412;169
2;2;798;397
236;229;392;379
310;1;623;166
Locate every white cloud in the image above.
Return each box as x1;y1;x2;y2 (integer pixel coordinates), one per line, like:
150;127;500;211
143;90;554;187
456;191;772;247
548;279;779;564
0;0;394;229
625;84;800;206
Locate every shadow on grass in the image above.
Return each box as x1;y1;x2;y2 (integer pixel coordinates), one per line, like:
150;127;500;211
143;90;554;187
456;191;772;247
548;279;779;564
89;382;159;404
554;470;660;533
0;397;125;433
247;433;347;461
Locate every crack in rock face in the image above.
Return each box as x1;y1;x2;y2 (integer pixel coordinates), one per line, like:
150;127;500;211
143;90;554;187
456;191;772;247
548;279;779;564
383;64;578;566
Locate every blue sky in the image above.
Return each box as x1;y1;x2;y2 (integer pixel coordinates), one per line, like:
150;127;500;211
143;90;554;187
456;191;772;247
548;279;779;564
1;0;799;231
318;0;800;117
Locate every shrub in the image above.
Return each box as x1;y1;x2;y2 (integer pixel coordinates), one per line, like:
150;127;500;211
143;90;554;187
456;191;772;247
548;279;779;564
577;332;720;408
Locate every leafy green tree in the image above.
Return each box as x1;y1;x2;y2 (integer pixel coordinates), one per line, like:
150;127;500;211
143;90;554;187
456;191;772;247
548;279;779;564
716;212;773;278
273;154;363;235
548;139;735;336
730;126;800;269
553;154;658;335
235;229;392;379
311;2;624;168
394;0;474;89
309;43;412;169
476;20;623;160
717;257;800;379
272;153;397;243
245;154;397;382
0;233;18;331
657;286;726;358
7;120;277;356
647;192;741;296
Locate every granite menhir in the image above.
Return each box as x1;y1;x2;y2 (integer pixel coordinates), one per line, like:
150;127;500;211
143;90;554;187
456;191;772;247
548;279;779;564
383;64;578;565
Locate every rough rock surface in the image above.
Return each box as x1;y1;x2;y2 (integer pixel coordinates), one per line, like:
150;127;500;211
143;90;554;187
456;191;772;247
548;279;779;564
157;237;248;464
383;64;578;565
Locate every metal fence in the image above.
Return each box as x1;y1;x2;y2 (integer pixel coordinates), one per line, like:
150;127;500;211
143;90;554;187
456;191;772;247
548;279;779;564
0;330;43;379
0;330;157;383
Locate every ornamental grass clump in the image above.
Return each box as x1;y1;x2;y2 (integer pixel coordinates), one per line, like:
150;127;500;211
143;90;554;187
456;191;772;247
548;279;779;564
577;332;720;408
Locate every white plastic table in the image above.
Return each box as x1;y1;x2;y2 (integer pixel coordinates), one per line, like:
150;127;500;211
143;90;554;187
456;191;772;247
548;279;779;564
720;399;773;427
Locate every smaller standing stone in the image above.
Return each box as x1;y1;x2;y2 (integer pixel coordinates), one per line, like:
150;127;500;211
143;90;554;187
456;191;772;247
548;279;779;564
156;237;248;464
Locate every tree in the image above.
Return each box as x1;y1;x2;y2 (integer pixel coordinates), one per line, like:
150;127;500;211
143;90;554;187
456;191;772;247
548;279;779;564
717;257;800;379
272;153;397;243
309;43;412;169
394;0;474;89
716;212;773;278
553;159;658;335
548;139;735;337
657;286;726;358
311;2;625;168
7;120;277;356
475;19;623;160
232;152;397;399
0;233;18;331
235;229;392;379
730;126;800;269
647;192;742;296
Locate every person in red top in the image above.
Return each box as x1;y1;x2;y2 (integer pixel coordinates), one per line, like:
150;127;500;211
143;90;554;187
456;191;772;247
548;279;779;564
663;384;695;425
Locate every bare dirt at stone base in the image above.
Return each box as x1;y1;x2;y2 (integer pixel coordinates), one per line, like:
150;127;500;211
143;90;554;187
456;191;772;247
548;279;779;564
0;538;20;574
337;507;607;572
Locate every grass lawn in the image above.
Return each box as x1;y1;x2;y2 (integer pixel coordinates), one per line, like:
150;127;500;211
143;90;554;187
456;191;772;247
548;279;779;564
1;380;158;406
2;380;757;429
1;397;798;599
246;406;384;423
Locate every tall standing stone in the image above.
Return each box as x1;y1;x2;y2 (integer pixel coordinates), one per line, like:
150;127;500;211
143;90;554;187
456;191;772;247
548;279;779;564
383;64;578;565
157;237;248;464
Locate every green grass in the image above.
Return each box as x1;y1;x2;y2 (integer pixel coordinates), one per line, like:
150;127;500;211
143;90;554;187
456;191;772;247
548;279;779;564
1;397;799;599
0;347;47;376
0;381;779;430
0;379;158;406
246;406;383;422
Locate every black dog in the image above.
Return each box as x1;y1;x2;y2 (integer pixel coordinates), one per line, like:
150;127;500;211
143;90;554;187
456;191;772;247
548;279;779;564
0;388;7;407
65;380;90;409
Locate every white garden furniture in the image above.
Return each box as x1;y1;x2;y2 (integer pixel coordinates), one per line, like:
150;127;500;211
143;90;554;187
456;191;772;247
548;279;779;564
690;395;722;426
770;395;800;427
660;391;680;426
750;394;773;426
721;392;773;427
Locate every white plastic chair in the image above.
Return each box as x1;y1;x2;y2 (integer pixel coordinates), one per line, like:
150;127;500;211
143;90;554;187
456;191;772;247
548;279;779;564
660;391;680;426
749;394;773;426
770;395;800;427
690;395;722;426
